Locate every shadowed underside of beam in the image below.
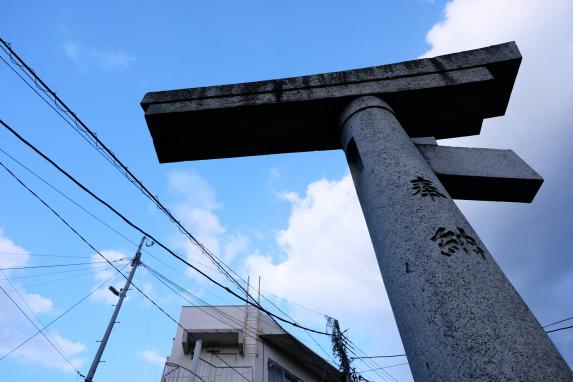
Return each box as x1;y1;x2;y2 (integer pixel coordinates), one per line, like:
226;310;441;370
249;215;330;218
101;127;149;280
141;42;521;163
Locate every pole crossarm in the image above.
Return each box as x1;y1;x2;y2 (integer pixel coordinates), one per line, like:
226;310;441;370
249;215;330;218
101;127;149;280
141;42;520;163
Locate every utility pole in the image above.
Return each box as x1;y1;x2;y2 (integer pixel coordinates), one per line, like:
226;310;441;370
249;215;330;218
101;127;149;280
329;318;354;382
85;236;146;382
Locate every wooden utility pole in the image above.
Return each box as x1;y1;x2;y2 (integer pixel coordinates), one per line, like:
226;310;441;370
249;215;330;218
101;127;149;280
84;236;146;382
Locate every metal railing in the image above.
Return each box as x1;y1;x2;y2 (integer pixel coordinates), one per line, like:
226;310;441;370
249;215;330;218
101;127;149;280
162;358;253;382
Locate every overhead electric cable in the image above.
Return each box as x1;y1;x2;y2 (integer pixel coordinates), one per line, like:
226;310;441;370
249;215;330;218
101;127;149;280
1;145;319;339
141;262;265;338
1;149;392;382
0;145;140;249
341;335;398;382
0;267;77;369
0;251;92;259
543;315;573;328
0;158;264;382
0;53;109;160
0;119;330;336
357;362;409;373
546;325;573;334
0;263;111;280
0;262;129;361
0;40;334;349
141;261;344;380
0;285;85;377
0;38;256;305
19;268;112;289
0;258;126;271
351;354;406;360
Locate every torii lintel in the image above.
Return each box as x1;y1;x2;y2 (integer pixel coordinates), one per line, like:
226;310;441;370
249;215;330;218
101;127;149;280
141;42;520;163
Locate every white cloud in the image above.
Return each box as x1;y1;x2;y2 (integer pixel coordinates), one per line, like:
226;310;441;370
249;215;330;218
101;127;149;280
137;349;166;366
223;232;249;263
167;170;249;281
244;175;402;356
269;167;280;179
23;293;53;315
63;41;135;72
0;329;85;373
0;231;85;372
0;229;30;269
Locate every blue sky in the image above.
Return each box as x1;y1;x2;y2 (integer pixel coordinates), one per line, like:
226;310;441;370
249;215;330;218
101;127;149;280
1;1;572;381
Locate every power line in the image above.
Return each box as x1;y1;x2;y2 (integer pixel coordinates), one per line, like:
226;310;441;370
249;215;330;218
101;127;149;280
138;265;252;382
0;285;85;377
0;250;92;259
357;363;409;373
18;268;111;289
1;139;337;364
141;262;266;338
1;125;400;382
543;315;573;328
144;261;339;382
0;40;331;338
0;119;330;336
0;258;127;271
0;43;129;174
546;325;573;334
140;262;343;382
0;144;232;284
0;262;129;361
0;38;255;305
0;263;111;281
0;267;78;371
0;155;262;382
351;354;406;360
0;145;140;250
0;43;400;375
342;336;399;382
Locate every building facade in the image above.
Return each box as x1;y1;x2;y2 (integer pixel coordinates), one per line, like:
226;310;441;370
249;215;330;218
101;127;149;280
161;305;341;382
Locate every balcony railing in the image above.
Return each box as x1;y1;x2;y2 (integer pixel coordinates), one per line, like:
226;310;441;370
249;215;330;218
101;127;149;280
162;358;253;382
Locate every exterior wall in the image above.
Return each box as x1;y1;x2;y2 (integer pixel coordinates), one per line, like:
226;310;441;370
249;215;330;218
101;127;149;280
164;305;332;382
167;306;254;371
261;342;324;382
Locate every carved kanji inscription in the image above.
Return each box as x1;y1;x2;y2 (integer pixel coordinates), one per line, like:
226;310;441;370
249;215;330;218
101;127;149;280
431;227;486;260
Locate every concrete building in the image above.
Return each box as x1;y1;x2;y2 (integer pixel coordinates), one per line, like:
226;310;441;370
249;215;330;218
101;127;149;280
161;304;341;382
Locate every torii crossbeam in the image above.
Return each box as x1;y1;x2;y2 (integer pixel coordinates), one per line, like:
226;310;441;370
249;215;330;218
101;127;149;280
141;42;572;381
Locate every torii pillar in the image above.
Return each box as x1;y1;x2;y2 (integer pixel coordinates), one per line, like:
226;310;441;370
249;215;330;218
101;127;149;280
141;42;573;381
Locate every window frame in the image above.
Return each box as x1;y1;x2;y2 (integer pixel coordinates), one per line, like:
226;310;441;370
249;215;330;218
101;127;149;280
267;359;303;382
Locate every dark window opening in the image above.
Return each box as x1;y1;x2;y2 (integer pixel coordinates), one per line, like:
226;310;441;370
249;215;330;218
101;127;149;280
268;359;303;382
345;138;364;173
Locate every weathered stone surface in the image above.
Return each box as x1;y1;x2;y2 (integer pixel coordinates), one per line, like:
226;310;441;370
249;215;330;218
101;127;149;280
141;42;521;163
340;96;572;381
416;144;543;202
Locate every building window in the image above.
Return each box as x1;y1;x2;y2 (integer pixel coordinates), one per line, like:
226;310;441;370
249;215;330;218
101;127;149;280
268;359;303;382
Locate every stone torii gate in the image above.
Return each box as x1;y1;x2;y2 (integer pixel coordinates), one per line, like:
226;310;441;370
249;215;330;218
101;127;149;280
141;42;573;381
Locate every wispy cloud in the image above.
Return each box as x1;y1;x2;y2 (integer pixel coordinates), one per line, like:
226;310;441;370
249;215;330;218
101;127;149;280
137;349;166;366
167;170;250;281
63;41;135;72
0;231;86;372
